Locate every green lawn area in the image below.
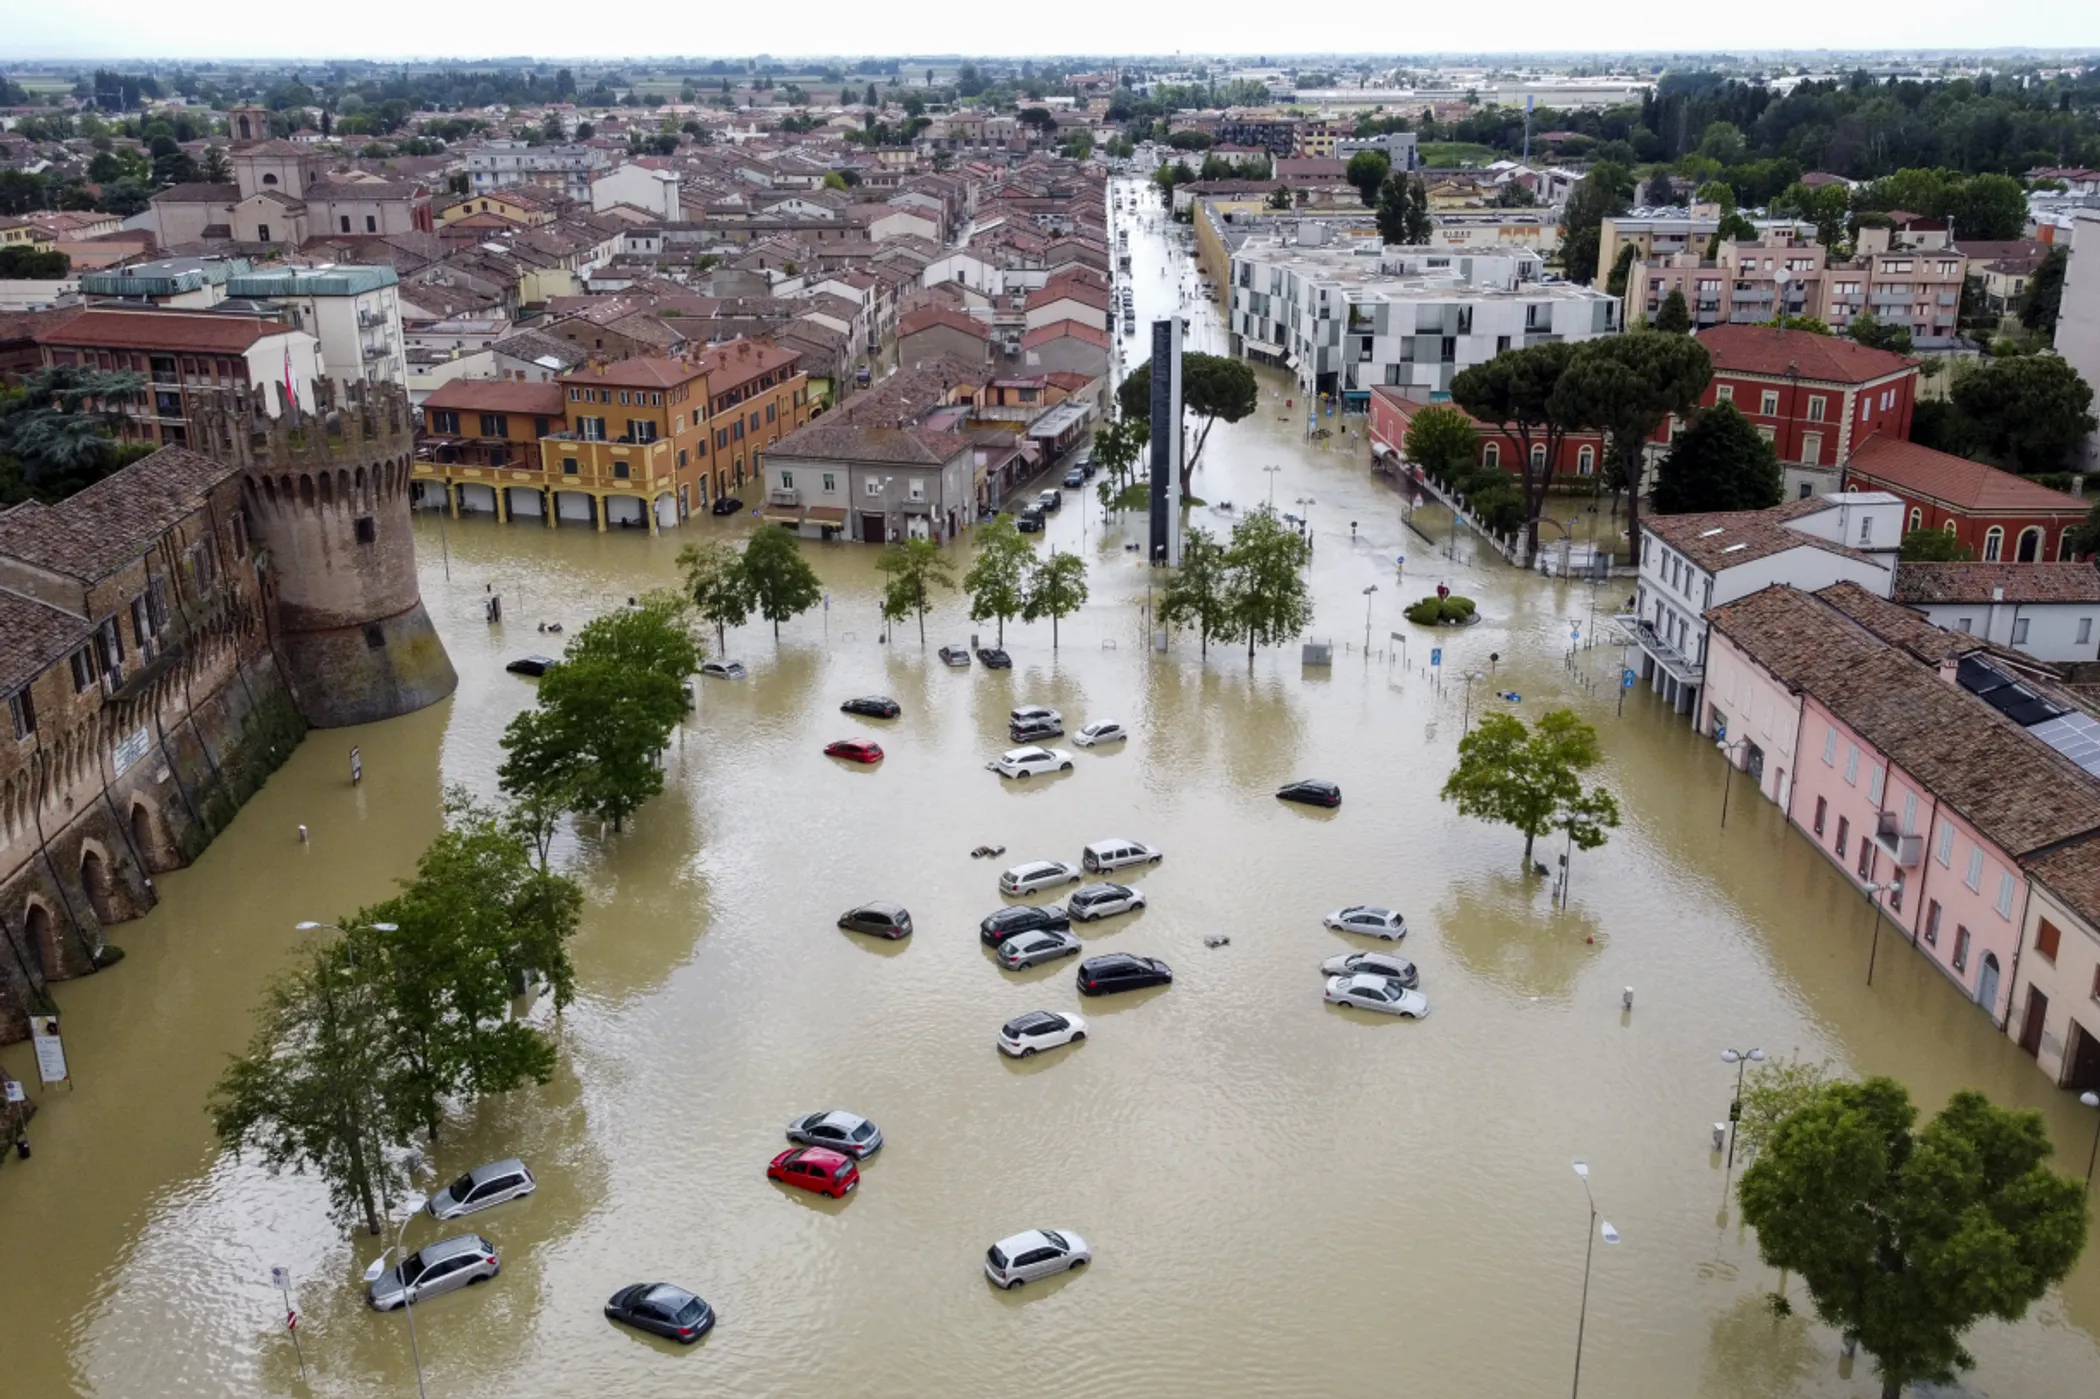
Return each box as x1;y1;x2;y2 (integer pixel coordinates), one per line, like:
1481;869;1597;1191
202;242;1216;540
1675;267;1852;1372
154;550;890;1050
1417;142;1500;168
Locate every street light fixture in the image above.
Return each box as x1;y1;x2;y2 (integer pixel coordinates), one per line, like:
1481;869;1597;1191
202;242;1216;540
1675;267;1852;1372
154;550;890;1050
1859;881;1889;986
1569;1160;1619;1399
1462;670;1486;733
1263;464;1283;507
1361;583;1378;652
2080;1090;2100;1197
362;1192;434;1399
1719;1047;1766;1171
1715;736;1752;829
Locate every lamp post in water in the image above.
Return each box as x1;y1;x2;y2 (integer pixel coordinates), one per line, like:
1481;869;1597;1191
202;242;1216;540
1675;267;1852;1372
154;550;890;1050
1569;1160;1619;1399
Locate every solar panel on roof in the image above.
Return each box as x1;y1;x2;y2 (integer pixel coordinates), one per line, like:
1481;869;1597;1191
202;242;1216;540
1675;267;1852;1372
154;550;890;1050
1956;656;2012;696
2030;713;2100;778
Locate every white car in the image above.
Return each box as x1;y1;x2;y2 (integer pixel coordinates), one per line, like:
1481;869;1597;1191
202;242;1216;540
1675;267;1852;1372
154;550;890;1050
997;929;1084;970
1325;906;1407;939
1067;883;1145;922
998;1009;1088;1056
1324;973;1430;1017
1082;838;1161;873
996;746;1075;780
700;660;747;680
984;1228;1091;1289
1000;860;1083;896
1321;951;1418;987
1010;704;1062;726
1072;721;1128;748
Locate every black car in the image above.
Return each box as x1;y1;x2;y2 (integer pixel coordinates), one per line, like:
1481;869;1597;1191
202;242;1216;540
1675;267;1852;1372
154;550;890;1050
1010;715;1064;743
1015;509;1045;534
605;1282;715;1343
1277;779;1342;808
980;904;1071;946
1062;468;1085;488
1076;954;1173;996
711;497;744;516
977;646;1013;669
506;655;557;677
841;696;901;719
838;902;913;940
1035;490;1062;513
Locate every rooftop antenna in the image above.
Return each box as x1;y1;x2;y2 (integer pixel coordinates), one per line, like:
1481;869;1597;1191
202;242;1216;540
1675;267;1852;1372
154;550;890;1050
1522;95;1534;166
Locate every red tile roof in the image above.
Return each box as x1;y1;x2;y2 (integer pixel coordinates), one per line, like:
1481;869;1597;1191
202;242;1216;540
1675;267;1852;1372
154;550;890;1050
558;356;707;391
420;379;567;416
1845;436;2088;516
1696;324;1915;384
1024;281;1110;312
1020;320;1110;351
690;337;801;389
36;307;296;354
1893;562;2100;605
899;305;990;341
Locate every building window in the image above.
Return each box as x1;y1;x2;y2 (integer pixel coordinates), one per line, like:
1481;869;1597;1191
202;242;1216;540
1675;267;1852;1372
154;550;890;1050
1857;839;1874;882
821;473;835;492
366;215;377;233
340;215;352;233
1952;926;1971;974
780;471;794;489
430;410;460;435
2037;918;2062;963
1801;431;1822;464
7;688;33;740
1997;871;2016;918
1936;821;1953;866
257;223;271;243
1955;617;1973;634
613;461;630;479
1908;507;1922;532
1867;765;1884;804
1757;425;1776;443
1813;796;1827;836
1824;726;1837;765
1902;791;1917;835
1983;527;2004;562
865;480;883;496
1716;384;1734;403
1965;846;1984;892
1806;395;1826;422
1577;446;1594;476
354;516;376;545
1760;389;1779;416
2016;527;2042;563
2012;618;2030;645
2080;618;2093;646
1924;900;1942;946
1844;743;1859;785
1835;816;1850;859
480;414;508;438
581;418;607;441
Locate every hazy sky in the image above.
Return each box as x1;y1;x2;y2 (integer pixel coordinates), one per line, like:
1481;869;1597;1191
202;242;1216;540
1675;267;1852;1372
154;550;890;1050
6;1;2097;63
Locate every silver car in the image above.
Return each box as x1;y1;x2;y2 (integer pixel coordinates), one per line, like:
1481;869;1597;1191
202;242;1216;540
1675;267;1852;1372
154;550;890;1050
700;660;747;680
1320;951;1418;988
997;928;1083;970
1000;859;1082;896
1324;906;1407;939
785;1109;883;1159
984;1228;1091;1288
1067;883;1146;922
1323;973;1430;1017
426;1158;536;1220
367;1234;499;1310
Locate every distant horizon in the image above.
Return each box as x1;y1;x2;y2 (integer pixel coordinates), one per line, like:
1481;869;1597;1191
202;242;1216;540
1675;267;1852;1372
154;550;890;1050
5;1;2098;66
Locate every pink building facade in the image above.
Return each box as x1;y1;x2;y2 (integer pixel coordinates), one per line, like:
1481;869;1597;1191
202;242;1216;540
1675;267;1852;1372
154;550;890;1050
1701;627;1805;808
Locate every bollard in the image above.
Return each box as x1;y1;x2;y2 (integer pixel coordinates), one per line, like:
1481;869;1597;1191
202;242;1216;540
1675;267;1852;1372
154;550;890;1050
297;825;308;843
1712;1123;1727;1151
1621;986;1634;1012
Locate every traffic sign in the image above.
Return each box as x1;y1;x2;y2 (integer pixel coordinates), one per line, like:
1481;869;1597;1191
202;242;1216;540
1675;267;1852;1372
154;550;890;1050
1622;669;1637;689
1430;648;1443;667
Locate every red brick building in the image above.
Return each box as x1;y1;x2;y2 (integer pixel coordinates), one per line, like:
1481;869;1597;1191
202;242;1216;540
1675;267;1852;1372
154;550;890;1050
1840;435;2089;562
1662;326;1919;500
1369;386;1606;486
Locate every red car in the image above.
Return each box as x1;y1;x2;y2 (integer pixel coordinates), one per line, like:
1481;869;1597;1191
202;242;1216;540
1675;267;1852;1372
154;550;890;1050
768;1146;860;1198
825;739;884;764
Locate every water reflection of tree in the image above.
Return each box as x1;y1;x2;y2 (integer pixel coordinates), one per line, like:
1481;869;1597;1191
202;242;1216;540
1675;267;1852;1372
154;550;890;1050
1699;1290;1826;1399
1435;872;1603;1002
1140;659;1301;792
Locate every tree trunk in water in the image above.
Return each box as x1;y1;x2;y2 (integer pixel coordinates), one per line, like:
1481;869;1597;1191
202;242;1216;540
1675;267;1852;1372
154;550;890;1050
917;607;925;644
1052;615;1059;649
1523;830;1536;864
1183;417;1216;501
1881;1377;1902;1399
1623;450;1646;567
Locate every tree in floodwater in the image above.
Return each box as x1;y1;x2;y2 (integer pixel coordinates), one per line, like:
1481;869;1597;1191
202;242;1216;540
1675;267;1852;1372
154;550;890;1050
1440;709;1619;864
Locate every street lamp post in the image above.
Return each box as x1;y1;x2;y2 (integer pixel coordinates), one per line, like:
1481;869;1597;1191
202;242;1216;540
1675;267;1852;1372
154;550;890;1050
1569;1160;1620;1399
1462;670;1485;733
1859;881;1889;986
1361;583;1378;652
2080;1090;2100;1197
1263;464;1282;507
1716;737;1751;829
363;1206;432;1399
1719;1046;1766;1171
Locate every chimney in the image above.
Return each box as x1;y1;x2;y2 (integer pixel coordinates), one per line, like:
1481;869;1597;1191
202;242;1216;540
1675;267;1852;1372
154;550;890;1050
1938;655;1960;685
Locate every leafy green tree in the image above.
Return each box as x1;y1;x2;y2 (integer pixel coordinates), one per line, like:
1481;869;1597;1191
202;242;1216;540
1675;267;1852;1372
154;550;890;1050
1650;400;1782;515
0;246;69;278
351;791;580;1142
1765;313;1832;334
1224;506;1314;661
2020;246;2067;338
1777;180;1850;252
1023;548;1088;649
1451;340;1580;555
0;364;146;500
1558;161;1634;284
963;513;1033;643
1345;148;1389;206
1439;709;1618;864
1739;1079;2087;1398
675;539;750;650
1899;528;1975;562
1403;401;1479;481
1653;288;1693;333
1705;210;1757;258
877;535;956;643
1116;354;1258;500
1091;414;1145;498
209;938;404;1235
1847;313;1913;354
1551;333;1713;562
1732;1056;1835;1162
1374;171;1432;245
1265;184;1293;209
1604;243;1639;298
1948;173;2029;241
741;524;824;638
1158;525;1233;656
1950;353;2097;474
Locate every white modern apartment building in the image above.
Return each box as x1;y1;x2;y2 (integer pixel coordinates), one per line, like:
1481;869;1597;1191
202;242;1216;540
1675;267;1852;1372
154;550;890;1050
224;264;407;388
467;141;613;202
1226;228;1619;402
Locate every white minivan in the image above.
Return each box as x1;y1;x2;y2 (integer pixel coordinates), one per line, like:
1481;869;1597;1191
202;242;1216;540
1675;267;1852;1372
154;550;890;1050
1082;838;1161;874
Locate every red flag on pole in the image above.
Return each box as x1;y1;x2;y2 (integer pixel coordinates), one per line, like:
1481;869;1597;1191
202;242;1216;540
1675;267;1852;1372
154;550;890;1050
283;347;296;416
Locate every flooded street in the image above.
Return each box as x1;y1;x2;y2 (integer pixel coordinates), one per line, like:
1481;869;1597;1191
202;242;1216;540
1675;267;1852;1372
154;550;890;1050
3;181;2099;1399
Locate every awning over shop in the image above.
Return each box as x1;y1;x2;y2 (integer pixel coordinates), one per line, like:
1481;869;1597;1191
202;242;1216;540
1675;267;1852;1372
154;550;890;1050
756;505;803;524
1025;401;1090;441
1243;338;1285;357
804;506;847;524
1371;441;1393;459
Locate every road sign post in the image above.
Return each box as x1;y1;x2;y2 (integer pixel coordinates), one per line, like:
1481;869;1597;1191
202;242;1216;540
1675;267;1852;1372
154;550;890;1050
349;746;362;786
1620;667;1637;716
271;1266;306;1379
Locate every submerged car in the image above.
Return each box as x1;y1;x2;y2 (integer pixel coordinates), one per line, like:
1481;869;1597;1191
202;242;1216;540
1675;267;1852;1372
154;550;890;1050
1071;720;1127;748
785;1109;883;1159
980;904;1071;946
996;929;1084;970
1015;509;1045;534
999;859;1083;896
710;497;744;516
995;746;1073;779
366;1234;498;1311
840;695;901;719
939;645;973;668
984;1229;1090;1288
824;738;884;764
1320;951;1419;988
1278;779;1342;807
838;902;913;940
1063;467;1086;488
997;1011;1088;1056
1010;704;1062;725
978;646;1014;669
1325;906;1407;939
1009;715;1064;743
1081;838;1161;873
768;1146;860;1198
1324;973;1430;1017
1076;953;1172;996
426;1158;536;1220
604;1282;714;1343
700;660;747;680
505;655;557;677
1066;883;1146;922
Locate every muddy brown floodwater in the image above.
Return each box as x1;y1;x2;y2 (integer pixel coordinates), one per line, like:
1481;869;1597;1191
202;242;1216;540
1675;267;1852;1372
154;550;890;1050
3;182;2098;1399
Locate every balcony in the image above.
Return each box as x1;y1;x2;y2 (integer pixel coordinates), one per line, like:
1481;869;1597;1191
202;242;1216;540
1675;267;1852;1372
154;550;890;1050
768;487;800;507
1873;812;1923;868
1610;615;1703;683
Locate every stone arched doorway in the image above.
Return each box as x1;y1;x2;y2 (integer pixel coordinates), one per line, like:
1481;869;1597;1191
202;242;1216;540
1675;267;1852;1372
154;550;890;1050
79;848;119;925
22;904;52;982
130;801;176;873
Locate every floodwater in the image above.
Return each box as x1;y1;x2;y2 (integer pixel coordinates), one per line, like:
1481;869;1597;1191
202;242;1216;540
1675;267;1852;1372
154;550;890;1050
3;182;2098;1399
